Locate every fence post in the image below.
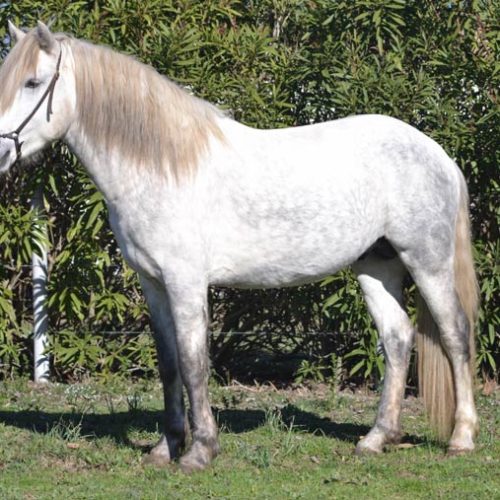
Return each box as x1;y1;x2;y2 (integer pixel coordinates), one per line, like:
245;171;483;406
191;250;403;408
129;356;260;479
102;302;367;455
32;186;50;383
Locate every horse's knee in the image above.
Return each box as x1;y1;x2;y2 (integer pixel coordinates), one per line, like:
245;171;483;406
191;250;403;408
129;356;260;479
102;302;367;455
381;325;414;367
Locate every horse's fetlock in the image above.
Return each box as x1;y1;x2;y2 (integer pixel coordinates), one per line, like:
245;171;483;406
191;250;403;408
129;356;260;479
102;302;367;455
374;422;401;443
192;429;218;450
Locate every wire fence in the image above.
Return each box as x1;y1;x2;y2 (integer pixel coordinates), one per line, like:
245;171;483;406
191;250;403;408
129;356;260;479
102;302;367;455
45;329;354;337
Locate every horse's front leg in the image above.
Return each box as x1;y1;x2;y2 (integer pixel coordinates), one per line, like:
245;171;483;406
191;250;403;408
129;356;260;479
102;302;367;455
167;281;219;473
140;276;187;465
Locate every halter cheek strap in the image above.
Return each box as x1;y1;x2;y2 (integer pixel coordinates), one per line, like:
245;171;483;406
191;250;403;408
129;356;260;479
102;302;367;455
0;47;62;162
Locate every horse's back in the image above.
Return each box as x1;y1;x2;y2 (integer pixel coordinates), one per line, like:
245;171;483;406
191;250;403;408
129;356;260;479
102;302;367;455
216;114;460;202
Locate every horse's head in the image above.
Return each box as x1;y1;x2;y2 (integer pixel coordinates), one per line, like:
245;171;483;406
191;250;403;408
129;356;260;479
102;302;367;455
0;21;74;173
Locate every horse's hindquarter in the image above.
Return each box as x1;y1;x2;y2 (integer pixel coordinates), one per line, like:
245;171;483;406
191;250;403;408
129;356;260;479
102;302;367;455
206;116;402;287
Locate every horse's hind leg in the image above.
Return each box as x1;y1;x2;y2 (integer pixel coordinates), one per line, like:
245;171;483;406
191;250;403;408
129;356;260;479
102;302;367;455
403;261;478;452
353;256;415;454
140;276;186;466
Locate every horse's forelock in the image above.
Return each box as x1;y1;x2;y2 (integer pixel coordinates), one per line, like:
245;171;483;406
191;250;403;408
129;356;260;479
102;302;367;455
0;33;41;113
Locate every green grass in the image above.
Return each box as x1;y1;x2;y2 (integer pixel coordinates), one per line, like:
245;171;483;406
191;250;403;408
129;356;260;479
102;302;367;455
0;378;498;499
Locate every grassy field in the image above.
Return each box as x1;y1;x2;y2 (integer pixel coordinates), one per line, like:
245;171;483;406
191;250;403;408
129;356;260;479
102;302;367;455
0;377;498;499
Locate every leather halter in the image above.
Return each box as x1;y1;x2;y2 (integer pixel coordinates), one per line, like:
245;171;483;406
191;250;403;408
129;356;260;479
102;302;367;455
0;47;62;162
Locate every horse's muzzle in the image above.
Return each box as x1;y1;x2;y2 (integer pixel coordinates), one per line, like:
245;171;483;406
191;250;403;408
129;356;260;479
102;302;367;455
0;139;15;174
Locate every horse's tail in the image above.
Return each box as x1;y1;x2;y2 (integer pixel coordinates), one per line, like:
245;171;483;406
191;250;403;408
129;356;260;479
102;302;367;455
416;174;479;440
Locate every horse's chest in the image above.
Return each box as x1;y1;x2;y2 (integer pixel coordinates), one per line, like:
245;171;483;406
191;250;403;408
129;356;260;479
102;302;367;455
107;206;164;278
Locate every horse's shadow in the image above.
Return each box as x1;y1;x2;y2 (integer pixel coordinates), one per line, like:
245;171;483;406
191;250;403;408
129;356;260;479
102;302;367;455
0;405;425;449
216;405;372;444
0;404;373;447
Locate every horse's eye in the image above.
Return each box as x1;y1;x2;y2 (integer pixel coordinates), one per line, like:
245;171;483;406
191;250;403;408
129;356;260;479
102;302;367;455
25;78;41;89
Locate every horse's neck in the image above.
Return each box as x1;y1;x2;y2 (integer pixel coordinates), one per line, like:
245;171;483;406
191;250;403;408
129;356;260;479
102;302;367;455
64;126;146;205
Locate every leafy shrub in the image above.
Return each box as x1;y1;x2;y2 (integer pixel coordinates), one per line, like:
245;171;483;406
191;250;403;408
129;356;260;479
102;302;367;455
0;0;498;382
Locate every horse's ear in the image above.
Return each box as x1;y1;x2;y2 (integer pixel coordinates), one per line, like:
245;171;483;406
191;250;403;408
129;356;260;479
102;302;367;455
35;21;56;52
8;20;25;44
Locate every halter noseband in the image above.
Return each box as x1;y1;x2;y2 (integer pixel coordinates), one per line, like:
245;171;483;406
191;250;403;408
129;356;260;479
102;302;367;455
0;47;62;162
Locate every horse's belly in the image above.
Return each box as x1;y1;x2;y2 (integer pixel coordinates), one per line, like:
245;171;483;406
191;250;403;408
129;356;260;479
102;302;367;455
207;160;385;287
210;253;358;288
209;208;382;288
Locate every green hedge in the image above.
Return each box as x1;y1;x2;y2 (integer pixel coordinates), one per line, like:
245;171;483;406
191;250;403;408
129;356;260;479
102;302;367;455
0;0;498;383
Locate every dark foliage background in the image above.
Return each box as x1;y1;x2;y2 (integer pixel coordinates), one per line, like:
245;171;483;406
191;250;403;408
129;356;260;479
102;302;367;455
0;1;498;384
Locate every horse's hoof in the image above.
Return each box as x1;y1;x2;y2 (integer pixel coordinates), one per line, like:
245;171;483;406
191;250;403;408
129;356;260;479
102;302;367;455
142;452;172;467
179;455;209;474
178;440;217;473
355;440;383;456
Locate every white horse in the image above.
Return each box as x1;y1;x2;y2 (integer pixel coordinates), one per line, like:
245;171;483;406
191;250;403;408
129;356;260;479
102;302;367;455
0;22;479;472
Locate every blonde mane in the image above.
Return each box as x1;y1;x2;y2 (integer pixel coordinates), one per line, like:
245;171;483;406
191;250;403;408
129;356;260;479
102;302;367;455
69;38;225;179
1;30;225;179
